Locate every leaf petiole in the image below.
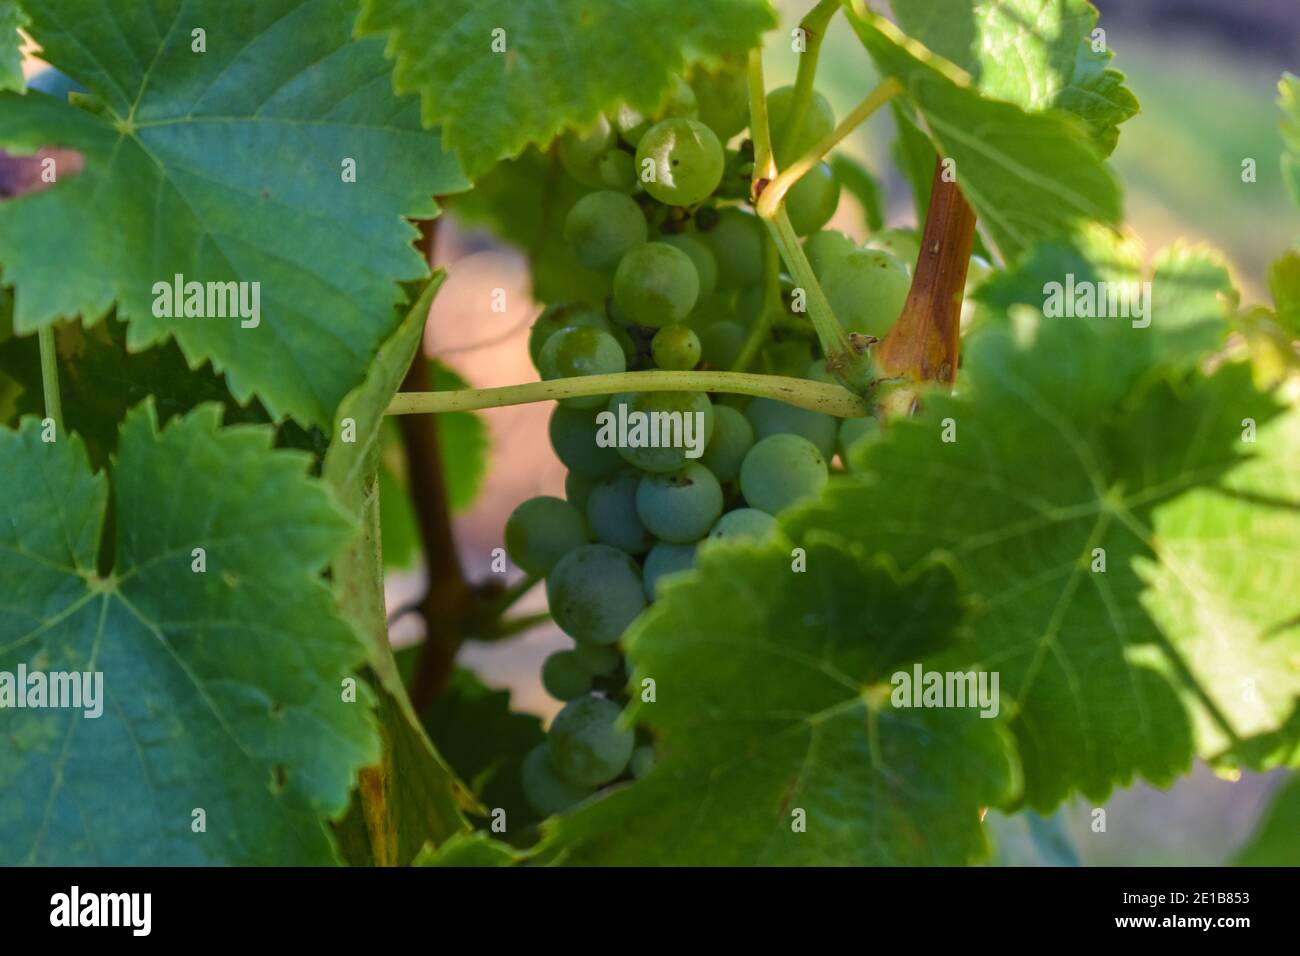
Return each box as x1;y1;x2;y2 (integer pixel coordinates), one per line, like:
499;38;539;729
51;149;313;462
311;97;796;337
37;325;62;430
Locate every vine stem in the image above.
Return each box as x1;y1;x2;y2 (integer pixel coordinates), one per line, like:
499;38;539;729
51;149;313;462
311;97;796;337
388;369;868;419
37;325;62;429
747;49;777;186
778;0;840;155
757;78;902;219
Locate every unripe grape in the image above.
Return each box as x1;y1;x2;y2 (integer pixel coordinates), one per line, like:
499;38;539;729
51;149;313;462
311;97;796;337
642;540;698;600
559;116;617;188
549;405;624;478
766;85;835;167
865;228;921;273
548;695;634;787
803;230;856;280
607;391;715;472
636;463;723;543
595;148;637;192
528;303;610;367
630;745;656;779
504;496;589;576
538;326;627;409
651;325;702;370
703;207;764;288
564;190;647;272
740;434;829;514
657;233;718;298
784;161;841;236
573;643;622;676
613;242;700;327
707;507;777;543
691;63;749;140
821;248;911;339
565;472;597;511
636;117;725;207
701;404;754;482
546;544;646;645
744;397;837;461
586;472;653;555
542;650;594;701
522;744;591;816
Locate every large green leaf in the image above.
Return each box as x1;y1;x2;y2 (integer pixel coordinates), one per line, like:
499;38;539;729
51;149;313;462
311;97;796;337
545;539;1018;865
891;0;1137;155
0;0;24;94
356;0;776;177
846;8;1121;262
791;251;1298;809
0;402;377;864
1233;774;1300;866
0;0;468;427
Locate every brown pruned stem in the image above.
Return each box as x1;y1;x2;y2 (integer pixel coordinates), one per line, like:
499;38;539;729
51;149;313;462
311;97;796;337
873;156;977;387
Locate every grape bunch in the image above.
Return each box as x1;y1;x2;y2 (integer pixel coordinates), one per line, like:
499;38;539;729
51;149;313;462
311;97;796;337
508;65;934;816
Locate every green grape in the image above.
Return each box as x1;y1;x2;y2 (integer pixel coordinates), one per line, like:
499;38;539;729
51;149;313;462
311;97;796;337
548;695;634;787
563;190;647;272
522;744;591;816
636;463;723;543
866;228;921;272
573;643;622;676
586;472;653;555
630;745;656;779
558;115;617;187
838;415;882;468
538;326;627;409
766;84;835;167
784;161;841;236
612;242;700;327
822;249;911;339
697;320;746;369
651;325;702;370
642;540;698;600
803;230;855;280
657;233;718;298
528;303;610;367
701;404;755;482
614;103;652;147
595;148;637;192
549;405;624;478
504;496;589;576
744;397;837;461
707;507;777;543
740;434;829;515
636;118;725;207
691;63;749;141
564;472;597;510
542;650;594;701
547;544;646;645
703;207;764;288
607;391;715;472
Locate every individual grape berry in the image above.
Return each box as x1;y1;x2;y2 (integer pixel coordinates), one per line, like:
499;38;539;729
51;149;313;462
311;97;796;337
651;325;702;370
528;303;610;368
744;397;837;461
657;233;718;298
642;540;698;600
821;248;911;339
691;63;750;141
865;228;921;273
565;471;597;511
573;642;622;676
838;415;882;468
564;190;647;272
595;148;637;192
548;695;635;787
549;405;624;478
538;326;627;409
803;230;855;280
613;242;700;327
558;116;617;188
707;507;777;542
703;207;764;288
586;473;653;555
766;84;835;167
740;434;829;515
504;496;589;576
636;118;724;207
784;161;841;236
546;544;646;645
636;463;723;543
697;320;746;369
542;650;594;701
630;745;656;779
607;391;715;472
701;404;755;482
522;744;591;816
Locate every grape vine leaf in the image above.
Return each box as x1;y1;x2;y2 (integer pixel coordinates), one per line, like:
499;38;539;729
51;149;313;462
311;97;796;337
891;0;1137;155
1280;74;1300;209
356;0;776;178
846;8;1122;262
0;402;378;864
322;276;475;864
791;251;1299;809
544;539;1018;865
413;830;519;867
0;0;25;94
1233;774;1300;866
1270;251;1300;339
0;0;469;428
